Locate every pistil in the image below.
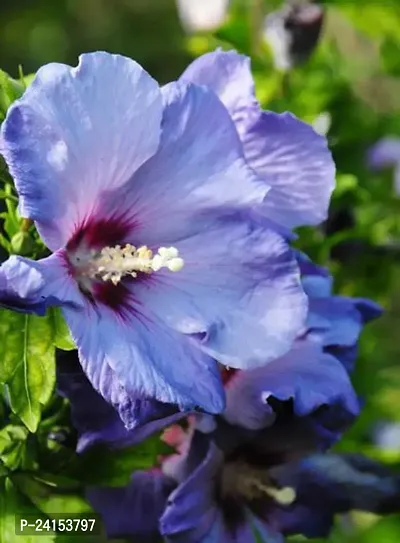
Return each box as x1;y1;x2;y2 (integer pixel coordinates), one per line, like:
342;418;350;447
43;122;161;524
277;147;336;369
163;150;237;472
72;244;184;286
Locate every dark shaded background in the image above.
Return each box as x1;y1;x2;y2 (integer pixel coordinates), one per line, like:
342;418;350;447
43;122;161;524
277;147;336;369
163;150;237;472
0;0;190;82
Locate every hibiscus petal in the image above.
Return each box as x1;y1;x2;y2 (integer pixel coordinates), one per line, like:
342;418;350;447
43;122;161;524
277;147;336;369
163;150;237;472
0;252;84;312
181;50;335;229
87;470;175;541
223;341;359;431
1;52;162;250
0;264;47;315
56;350;183;449
62;301;225;415
161;435;222;543
98;80;269;244
244;112;335;229
134;218;307;369
180;49;259;135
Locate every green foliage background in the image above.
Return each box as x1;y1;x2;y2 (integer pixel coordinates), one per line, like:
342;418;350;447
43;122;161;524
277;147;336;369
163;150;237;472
1;0;400;541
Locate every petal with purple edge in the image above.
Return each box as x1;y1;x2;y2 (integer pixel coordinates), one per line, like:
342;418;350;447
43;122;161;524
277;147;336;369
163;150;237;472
133;219;307;369
0;252;84;312
161;436;223;543
63;300;225;415
87;470;175;541
181;50;335;229
307;297;374;347
245;111;336;229
223;341;359;431
1;52;162;250
56;350;184;450
98;80;269;245
180;49;259;137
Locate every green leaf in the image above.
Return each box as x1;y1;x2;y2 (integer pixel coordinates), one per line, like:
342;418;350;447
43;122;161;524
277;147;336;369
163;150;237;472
0;70;24;121
0;310;56;432
0;478;55;543
0;425;29;471
48;308;76;351
11;473;93;516
74;434;172;486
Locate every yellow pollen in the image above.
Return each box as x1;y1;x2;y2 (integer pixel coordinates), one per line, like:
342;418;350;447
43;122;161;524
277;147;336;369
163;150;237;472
81;244;184;285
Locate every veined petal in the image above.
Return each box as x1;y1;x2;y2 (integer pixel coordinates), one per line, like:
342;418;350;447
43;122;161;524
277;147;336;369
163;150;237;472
181;50;335;229
62;302;225;415
224;341;359;431
180;49;258;135
0;252;84;312
98;81;269;245
56;350;183;449
134;219;307;369
244;112;335;229
87;470;175;541
1;52;163;250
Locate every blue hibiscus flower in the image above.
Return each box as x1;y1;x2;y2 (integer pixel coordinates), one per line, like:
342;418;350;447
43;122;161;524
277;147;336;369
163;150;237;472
0;51;317;422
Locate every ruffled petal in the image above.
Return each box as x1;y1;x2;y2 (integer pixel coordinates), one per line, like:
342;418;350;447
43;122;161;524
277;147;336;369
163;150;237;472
223;341;359;431
0;263;47;315
0;252;84;313
1;52;162;250
298;253;382;361
56;350;183;449
62;300;225;416
134;218;307;369
161;435;223;543
244;112;335;229
87;470;175;541
181;50;335;229
308;296;382;348
98;80;269;245
180;50;258;136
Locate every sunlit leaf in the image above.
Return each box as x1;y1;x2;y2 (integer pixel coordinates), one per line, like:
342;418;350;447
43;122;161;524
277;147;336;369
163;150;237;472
0;310;56;432
48;308;76;351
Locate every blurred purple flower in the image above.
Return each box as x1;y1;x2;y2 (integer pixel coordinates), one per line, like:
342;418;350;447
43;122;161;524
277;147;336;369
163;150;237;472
181;49;335;230
0;51;309;423
368;137;400;195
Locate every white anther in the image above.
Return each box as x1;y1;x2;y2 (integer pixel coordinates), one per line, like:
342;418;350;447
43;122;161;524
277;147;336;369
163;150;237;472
167;257;184;272
79;244;184;285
